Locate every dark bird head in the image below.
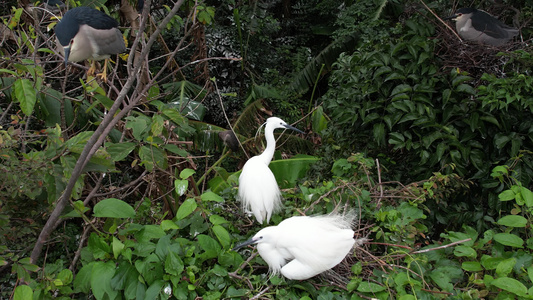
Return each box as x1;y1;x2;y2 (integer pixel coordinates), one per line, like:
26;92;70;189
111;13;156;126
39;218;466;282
55;7;120;65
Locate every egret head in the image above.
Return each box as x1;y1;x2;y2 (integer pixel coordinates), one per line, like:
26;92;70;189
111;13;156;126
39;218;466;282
264;117;304;134
232;227;273;251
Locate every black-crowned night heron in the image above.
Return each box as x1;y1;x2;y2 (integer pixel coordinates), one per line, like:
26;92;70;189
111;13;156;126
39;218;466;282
55;7;126;80
446;8;519;46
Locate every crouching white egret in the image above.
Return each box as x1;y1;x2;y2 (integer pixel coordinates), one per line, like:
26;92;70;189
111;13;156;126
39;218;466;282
238;117;303;224
233;212;366;280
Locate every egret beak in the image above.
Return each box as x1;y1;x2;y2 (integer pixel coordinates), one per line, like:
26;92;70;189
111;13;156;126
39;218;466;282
63;46;71;67
232;237;258;251
283;124;304;134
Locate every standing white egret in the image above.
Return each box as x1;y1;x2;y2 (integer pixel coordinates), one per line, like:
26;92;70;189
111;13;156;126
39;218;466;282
238;117;303;224
233;212;366;280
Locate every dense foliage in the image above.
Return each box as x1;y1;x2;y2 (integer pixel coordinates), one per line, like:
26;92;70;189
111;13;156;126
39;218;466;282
1;0;533;299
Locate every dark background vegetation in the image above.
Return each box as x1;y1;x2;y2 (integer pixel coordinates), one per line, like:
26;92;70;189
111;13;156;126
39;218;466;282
1;0;533;298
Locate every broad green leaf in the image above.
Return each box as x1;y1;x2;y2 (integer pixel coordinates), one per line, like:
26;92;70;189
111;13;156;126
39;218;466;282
357;281;386;293
175;198;197;221
180;168;196;179
74;263;94;293
197;234;221;259
14;285;33;300
174;179;188;196
57;269;73;285
311;106;328;133
212;224;231;248
125;115;150;141
106;142;136;161
165;250;184;276
521;186;533;207
497;215;527;227
14;78;36;116
493;233;523;248
112;237;125;259
151;114;165;136
209;214;228;225
490;277;527;297
453;245;477;258
269;155;320;188
498;190;516;201
91;261;118;300
201;191;224;202
139;145;167;171
430;271;453;292
144;280;165;300
65;131;93;150
495;258;516;277
461;261;482;272
481;255;504;270
160;220;179;231
162;108;186;125
93;198;136;219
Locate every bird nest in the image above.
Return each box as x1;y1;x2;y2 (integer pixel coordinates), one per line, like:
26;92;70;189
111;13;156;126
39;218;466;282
434;18;530;83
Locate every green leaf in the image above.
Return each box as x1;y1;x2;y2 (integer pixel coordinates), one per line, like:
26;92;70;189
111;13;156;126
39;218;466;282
93;198;136;219
165;250;184;276
453;245;477;258
125;115;150;141
430;271;453;292
490;277;527;297
373;123;385;146
493;233;524;248
139;145;167;171
162;108;186;125
197;234;221;259
212;224;231;248
151;114;165;136
520;186;533;207
91;261;118;300
106;142;136;161
498;190;516;201
180;168;196;179
201;191;224;202
175;198;197;221
174;179;188;196
357;281;386;293
269;155;320;189
145;280;165;300
14;78;37;116
209;214;228;225
74;263;93;293
497;215;528;227
495;258;516;277
462;261;482;272
112;237;125;259
160;220;179;231
57;269;73;285
14;285;33;300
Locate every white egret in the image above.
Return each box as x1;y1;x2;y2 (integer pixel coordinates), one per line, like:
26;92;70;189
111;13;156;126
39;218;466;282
233;212;366;280
238;117;303;224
